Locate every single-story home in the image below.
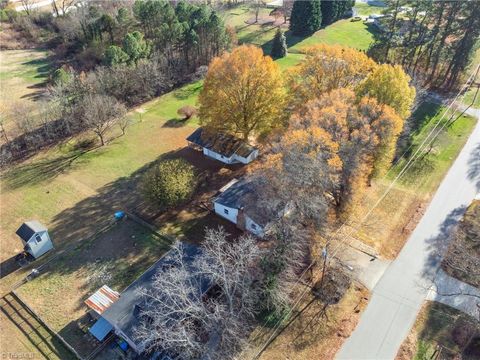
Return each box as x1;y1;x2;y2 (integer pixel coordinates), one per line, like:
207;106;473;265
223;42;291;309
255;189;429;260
186;127;259;165
89;244;208;355
213;179;269;237
15;221;53;259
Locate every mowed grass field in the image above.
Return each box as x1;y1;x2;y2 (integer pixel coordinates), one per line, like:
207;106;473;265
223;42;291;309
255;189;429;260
0;49;51;133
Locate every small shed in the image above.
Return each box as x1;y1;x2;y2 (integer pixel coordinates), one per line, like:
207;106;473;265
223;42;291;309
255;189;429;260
15;221;53;259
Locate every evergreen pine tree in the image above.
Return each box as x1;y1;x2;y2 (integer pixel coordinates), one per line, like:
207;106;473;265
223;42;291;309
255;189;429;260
290;0;322;36
271;28;288;59
321;0;337;26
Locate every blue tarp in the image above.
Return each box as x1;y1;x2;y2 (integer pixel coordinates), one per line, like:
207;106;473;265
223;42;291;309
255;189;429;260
89;317;113;341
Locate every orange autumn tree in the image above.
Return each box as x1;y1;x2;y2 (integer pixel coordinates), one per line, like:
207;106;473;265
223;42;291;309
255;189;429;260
287;44;377;109
280;89;403;214
199;45;286;140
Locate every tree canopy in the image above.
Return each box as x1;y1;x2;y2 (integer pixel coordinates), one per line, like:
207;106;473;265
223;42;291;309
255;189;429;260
271;28;287;59
287;44;377;109
289;0;322;36
141;158;197;209
199;45;286;140
357;64;416;119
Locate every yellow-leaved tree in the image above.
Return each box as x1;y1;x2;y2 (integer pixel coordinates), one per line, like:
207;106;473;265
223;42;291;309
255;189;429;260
356;64;416;119
287;44;377;109
198;45;286;140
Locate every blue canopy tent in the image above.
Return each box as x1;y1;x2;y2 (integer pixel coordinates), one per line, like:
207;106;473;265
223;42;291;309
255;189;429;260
89;317;113;341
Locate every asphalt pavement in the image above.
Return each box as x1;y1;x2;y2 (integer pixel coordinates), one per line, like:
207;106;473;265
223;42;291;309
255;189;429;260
337;107;480;359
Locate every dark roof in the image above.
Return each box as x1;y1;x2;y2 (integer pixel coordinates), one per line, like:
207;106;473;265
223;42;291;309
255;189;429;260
186;127;257;158
214;179;273;226
16;221;47;242
101;243;207;346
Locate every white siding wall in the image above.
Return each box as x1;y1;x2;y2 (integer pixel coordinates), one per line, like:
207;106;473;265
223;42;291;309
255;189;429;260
203;148;234;164
245;216;264;237
233;149;259;164
214;203;238;224
27;231;53;258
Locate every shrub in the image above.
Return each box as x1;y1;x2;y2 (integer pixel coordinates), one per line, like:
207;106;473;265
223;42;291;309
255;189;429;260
141;159;197;209
177;105;198;120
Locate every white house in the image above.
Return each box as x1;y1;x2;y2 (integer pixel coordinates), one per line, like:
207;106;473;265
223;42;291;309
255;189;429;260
213;179;267;237
186;127;259;165
15;221;53;259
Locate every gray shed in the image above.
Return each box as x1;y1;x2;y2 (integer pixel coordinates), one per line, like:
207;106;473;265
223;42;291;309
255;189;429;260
16;221;53;259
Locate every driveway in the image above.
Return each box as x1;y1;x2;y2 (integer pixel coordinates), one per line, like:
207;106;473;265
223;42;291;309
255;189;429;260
336;108;480;360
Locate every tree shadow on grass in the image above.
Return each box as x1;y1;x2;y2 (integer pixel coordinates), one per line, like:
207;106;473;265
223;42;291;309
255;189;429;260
421;205;467;281
173;82;203;100
467;143;480;191
16;147;242;293
1;149;93;191
162;118;189;128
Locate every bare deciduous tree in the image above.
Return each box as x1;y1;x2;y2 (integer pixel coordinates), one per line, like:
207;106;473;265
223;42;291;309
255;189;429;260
135;229;262;360
80;94;126;146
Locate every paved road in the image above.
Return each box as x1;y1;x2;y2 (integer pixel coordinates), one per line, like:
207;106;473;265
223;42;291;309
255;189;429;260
337;107;480;360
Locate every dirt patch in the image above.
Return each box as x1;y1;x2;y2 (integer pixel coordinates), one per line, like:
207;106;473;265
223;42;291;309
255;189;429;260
15;217;171;357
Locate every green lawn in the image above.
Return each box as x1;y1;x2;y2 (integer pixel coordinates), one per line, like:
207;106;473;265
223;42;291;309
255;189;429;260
354;2;386;17
390;102;477;194
223;4;377;56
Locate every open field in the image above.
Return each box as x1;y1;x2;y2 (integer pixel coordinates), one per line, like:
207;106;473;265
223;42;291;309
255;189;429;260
347;103;477;258
15;217;171;357
0;49;51;134
397;301;480;360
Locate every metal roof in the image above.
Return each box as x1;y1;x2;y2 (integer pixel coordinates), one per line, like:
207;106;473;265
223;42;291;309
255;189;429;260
85;285;120;315
187;127;257;158
16;221;47;242
101;244;208;348
89;317;113;341
214;178;273;226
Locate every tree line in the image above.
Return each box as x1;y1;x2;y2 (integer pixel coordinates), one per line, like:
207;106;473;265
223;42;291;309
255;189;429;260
0;0;231;165
368;0;480;91
290;0;355;36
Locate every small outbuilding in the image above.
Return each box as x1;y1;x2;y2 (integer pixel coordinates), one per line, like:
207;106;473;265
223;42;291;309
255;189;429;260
15;221;53;259
186;127;259;165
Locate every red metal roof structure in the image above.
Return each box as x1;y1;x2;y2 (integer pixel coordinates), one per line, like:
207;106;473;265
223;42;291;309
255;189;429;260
85;285;120;315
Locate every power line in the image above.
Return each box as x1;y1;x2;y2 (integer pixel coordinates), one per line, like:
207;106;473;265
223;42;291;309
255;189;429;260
250;65;479;359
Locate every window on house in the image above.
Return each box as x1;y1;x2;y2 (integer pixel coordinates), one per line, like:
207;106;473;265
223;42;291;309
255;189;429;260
224;208;229;215
35;234;42;243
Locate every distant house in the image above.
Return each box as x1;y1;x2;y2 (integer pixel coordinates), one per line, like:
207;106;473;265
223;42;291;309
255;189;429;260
186;127;259;165
90;244;208;355
213;179;269;237
15;221;53;259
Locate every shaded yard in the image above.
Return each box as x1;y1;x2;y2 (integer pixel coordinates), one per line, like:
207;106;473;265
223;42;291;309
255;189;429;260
16;217;172;357
397;301;480;360
345;103;477;258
